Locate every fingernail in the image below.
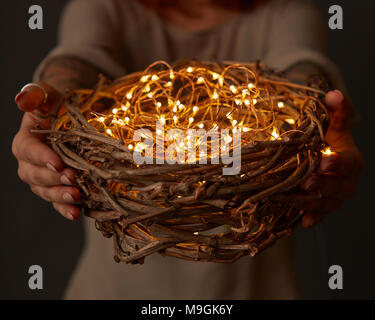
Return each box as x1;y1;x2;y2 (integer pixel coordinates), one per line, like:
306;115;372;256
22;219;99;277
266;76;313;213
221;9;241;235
333;90;344;102
321;159;335;172
303;177;318;191
66;212;75;220
68;212;76;220
303;215;315;228
61;175;73;186
46;162;58;173
63;192;74;202
15;91;26;104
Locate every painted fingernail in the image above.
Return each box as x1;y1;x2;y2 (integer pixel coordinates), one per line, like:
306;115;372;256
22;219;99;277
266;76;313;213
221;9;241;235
61;175;73;186
66;212;75;220
333;90;344;101
15;91;26;104
46;162;58;173
63;192;74;202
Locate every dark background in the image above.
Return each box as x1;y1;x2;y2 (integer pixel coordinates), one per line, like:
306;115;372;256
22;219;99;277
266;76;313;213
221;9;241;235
1;0;374;299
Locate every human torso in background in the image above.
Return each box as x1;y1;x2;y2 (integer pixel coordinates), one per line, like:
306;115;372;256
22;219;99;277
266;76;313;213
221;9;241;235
34;0;343;299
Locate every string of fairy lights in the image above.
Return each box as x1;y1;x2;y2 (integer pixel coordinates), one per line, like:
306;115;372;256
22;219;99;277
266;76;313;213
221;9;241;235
85;61;329;162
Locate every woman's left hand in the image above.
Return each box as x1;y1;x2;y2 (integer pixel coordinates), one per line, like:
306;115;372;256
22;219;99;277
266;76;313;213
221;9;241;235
292;90;364;228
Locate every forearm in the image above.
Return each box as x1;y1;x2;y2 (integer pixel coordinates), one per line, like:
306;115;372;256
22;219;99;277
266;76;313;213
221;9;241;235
37;56;105;94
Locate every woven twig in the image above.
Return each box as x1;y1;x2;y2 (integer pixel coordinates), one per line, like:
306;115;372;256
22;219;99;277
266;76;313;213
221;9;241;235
35;60;329;264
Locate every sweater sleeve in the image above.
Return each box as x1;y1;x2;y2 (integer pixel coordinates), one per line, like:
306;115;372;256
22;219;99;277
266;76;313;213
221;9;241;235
263;0;346;92
33;0;126;81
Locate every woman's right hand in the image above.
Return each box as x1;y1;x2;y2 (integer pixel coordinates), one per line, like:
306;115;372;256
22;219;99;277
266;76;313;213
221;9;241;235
12;83;81;220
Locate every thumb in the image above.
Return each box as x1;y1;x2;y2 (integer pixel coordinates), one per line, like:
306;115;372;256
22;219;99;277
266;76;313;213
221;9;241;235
325;90;354;131
15;83;61;114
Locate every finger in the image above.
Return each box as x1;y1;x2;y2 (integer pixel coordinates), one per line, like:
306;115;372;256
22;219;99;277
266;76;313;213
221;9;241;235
313;174;358;199
302;197;344;228
325;90;354;131
300;174;319;192
18;160;77;186
320;150;364;177
289;192;324;212
302;212;325;228
12;115;64;171
290;189;342;210
52;202;81;220
30;185;80;204
301;173;342;198
15;82;61;114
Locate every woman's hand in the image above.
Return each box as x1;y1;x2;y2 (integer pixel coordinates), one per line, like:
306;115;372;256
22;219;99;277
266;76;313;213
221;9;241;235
12;84;81;220
293;90;364;228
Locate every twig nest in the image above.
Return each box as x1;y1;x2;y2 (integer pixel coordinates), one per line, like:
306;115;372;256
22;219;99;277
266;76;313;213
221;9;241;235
46;60;329;264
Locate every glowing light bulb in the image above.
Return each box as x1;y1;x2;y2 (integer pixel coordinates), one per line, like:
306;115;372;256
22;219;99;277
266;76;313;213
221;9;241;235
99;117;105;122
230;85;237;94
212;72;220;80
187;67;194;73
253;99;258;105
198;123;204;129
106;129;112;135
147;92;153;98
193;106;199;114
173;115;178;123
151;74;159;81
159;115;166;125
143;85;150;93
169;71;175;79
165;81;172;87
244;99;250;106
197;77;205;84
173;105;178;113
140;75;149;82
121;103;129;111
278;101;285;108
128;144;133;150
156;102;162;108
212;91;218;99
243;127;251;132
178;104;185;111
189;117;194;124
285;118;295;125
248;83;255;89
124;116;130;123
322;147;332;156
271;127;279;140
135;143;144;152
232;119;238;126
126;92;132;99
